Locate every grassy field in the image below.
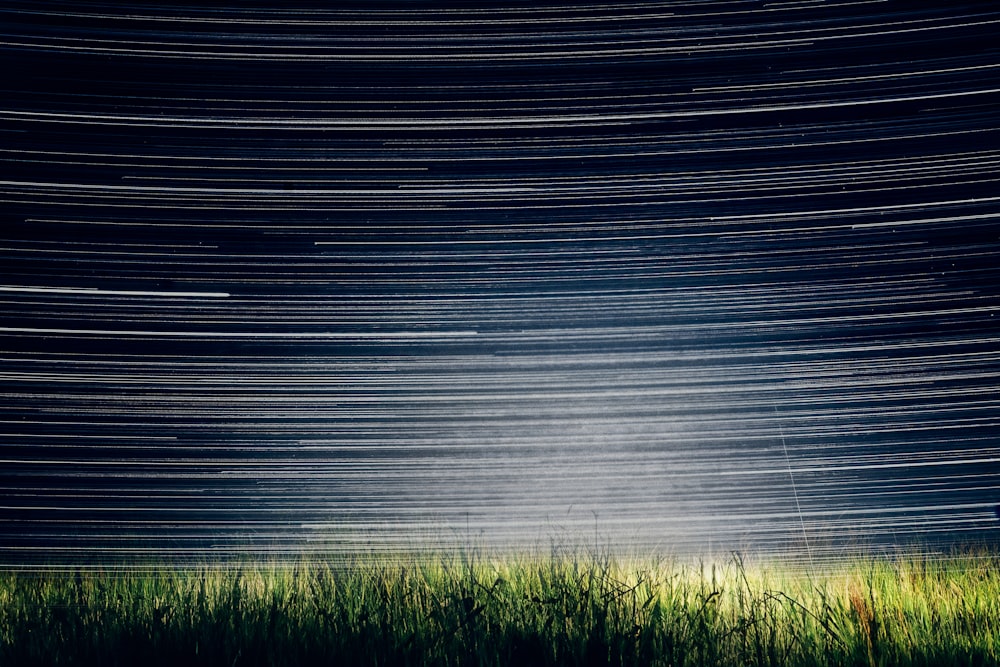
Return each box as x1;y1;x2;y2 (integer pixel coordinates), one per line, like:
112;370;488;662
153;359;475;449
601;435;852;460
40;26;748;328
1;550;998;666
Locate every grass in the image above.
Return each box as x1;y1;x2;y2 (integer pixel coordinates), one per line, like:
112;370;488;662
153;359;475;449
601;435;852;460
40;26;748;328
1;550;999;666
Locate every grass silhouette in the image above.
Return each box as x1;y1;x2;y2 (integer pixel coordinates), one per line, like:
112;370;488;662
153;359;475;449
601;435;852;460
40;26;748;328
1;549;998;666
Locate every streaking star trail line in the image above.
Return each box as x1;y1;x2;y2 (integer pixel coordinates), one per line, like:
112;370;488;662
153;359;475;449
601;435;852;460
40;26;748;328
1;1;999;568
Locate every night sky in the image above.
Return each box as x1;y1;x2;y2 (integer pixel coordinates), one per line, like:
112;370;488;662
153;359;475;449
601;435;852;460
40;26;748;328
2;1;1000;568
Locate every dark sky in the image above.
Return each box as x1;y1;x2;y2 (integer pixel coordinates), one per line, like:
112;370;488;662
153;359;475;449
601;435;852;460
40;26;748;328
2;1;999;567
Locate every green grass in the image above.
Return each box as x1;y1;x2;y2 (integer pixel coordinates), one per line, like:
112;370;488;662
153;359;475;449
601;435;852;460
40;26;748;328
1;550;999;666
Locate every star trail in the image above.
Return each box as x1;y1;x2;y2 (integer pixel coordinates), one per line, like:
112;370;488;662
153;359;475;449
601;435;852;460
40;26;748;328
1;1;999;568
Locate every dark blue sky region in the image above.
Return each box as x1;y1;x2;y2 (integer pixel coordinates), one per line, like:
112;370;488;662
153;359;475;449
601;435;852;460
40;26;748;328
1;1;999;567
